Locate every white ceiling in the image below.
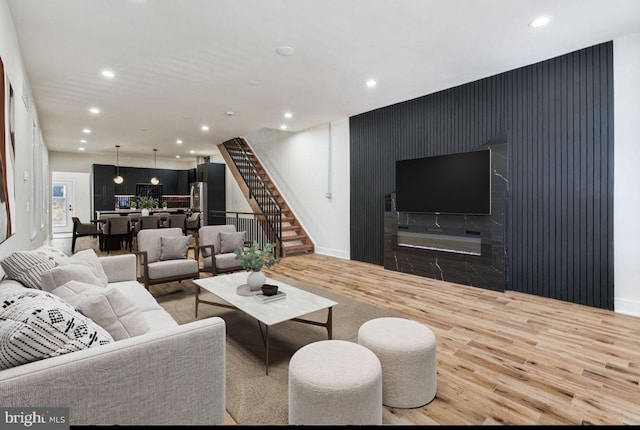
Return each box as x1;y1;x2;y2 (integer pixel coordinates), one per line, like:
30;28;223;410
7;0;640;162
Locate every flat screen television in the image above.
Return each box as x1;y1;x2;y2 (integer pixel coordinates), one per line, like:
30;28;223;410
395;149;491;215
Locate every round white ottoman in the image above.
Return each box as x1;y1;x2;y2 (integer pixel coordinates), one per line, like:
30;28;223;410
358;317;437;408
288;340;382;425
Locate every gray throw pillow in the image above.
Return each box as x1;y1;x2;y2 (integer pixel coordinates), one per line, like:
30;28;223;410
220;231;246;254
160;235;191;261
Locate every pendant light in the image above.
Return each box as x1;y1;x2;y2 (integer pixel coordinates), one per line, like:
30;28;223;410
113;145;124;184
150;148;160;185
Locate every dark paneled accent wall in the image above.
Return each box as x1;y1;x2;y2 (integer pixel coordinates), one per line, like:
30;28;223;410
350;42;614;310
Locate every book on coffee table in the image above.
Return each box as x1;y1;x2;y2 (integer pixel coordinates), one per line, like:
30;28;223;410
255;291;287;303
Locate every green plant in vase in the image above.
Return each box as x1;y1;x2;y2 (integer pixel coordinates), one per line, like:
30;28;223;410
235;242;279;290
162;201;168;209
137;196;158;209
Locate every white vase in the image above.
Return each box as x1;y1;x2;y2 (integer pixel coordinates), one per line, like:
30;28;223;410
141;208;150;217
247;271;266;291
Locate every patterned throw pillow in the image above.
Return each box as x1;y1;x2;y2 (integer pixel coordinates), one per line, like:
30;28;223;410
0;287;114;370
0;245;69;289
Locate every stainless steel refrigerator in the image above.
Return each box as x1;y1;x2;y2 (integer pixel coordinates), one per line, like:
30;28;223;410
190;182;207;225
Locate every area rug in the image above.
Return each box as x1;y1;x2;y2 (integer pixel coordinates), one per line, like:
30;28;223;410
153;278;403;425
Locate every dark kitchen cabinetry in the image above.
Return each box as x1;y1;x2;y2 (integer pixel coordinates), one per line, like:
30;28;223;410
93;164;197;212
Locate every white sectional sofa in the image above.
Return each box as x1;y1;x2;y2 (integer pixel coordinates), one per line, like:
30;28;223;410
0;252;226;426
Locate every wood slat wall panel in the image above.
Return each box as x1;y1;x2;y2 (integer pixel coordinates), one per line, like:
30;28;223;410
350;42;614;310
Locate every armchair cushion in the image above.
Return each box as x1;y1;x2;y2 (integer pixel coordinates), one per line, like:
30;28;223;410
160;235;191;261
220;231;246;253
52;280;150;341
40;249;109;292
148;259;199;279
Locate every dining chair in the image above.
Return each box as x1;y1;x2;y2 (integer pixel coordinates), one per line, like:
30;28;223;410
71;217;101;254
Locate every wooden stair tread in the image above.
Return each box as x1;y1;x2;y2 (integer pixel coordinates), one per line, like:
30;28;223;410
221;137;315;256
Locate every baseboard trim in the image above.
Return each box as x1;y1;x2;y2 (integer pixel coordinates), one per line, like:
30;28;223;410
314;246;350;260
614;297;640;317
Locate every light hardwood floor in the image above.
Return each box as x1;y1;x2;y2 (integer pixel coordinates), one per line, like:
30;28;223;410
64;236;640;425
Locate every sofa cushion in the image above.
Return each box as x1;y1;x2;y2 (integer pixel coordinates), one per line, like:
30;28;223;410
0;286;114;370
40;249;109;292
160;235;191;261
220;231;246;254
52;281;150;341
108;281;164;313
108;281;179;331
0;245;68;290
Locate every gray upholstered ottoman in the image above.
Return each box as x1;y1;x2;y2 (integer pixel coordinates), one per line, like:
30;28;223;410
358;317;437;408
288;340;383;425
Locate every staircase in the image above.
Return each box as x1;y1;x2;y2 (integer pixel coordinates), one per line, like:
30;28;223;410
219;137;314;257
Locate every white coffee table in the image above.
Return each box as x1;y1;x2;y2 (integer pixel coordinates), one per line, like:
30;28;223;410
193;272;338;375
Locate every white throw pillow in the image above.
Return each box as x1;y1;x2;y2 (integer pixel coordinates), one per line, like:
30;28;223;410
160;235;191;261
0;245;68;289
0;287;114;370
40;249;109;292
52;281;150;341
220;231;246;254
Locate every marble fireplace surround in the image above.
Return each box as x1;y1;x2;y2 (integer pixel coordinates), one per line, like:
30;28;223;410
384;138;508;292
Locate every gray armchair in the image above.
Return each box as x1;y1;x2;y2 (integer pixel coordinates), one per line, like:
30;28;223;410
136;228;199;290
196;225;249;275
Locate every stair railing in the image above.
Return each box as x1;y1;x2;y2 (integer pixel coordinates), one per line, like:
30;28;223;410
222;138;283;256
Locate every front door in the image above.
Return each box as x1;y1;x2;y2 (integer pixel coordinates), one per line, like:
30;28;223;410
52;180;74;235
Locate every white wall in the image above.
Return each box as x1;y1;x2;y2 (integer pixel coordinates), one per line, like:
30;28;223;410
613;32;640;317
49;150;197;173
246;118;350;259
0;0;49;261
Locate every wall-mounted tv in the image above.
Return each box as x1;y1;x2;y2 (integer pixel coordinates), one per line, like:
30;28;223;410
395;149;491;215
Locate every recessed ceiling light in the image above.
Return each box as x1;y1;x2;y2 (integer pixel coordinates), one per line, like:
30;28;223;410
284;112;292;119
101;70;115;78
366;79;377;88
89;107;100;114
190;150;195;154
182;115;192;120
201;125;209;131
175;155;181;159
276;46;295;56
280;124;288;130
529;16;550;28
176;139;183;144
226;111;234;116
248;80;260;86
82;128;91;134
79;147;85;151
80;139;87;143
